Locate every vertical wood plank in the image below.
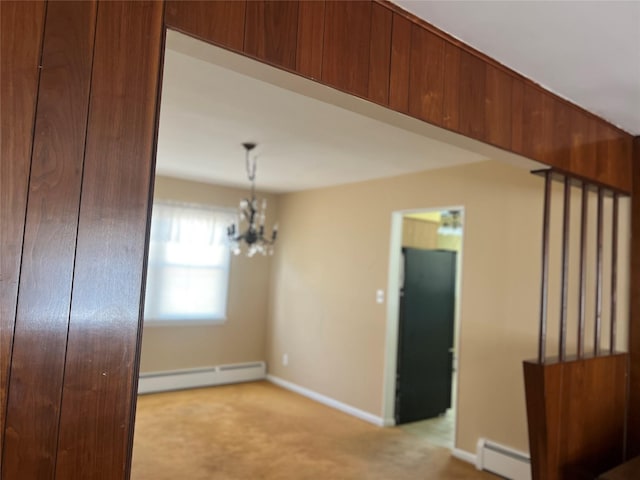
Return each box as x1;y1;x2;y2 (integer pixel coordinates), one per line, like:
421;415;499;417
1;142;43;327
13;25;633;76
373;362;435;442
511;78;524;154
408;25;445;125
484;64;512;149
367;2;392;105
595;123;619;188
0;0;46;456
630;136;640;456
551;97;571;170
442;42;461;131
165;0;246;52
296;0;324;80
458;50;485;141
388;12;411;113
569;110;597;180
322;1;371;98
53;2;163;478
2;2;98;477
522;84;546;161
244;1;298;70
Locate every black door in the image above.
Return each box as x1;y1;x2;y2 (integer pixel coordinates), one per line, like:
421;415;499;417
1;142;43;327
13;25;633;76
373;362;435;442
396;248;457;424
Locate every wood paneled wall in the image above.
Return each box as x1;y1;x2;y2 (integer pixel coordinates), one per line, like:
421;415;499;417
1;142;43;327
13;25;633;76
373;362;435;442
164;0;633;193
524;355;627;479
1;1;636;479
1;1;163;478
630;136;640;457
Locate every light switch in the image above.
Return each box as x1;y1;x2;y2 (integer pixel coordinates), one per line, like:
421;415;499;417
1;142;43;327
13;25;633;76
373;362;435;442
376;289;385;304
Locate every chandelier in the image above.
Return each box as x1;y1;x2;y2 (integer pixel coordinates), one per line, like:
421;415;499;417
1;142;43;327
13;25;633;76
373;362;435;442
437;210;462;236
227;142;278;256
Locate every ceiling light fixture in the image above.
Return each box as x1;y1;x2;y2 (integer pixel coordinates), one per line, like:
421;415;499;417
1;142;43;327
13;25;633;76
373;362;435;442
438;210;462;237
227;142;278;256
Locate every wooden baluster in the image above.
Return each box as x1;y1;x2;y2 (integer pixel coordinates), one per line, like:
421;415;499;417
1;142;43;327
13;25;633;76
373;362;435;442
538;170;552;363
577;183;588;359
559;176;571;361
594;188;604;356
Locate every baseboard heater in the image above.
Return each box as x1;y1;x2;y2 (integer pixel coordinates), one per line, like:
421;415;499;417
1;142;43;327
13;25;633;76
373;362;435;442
138;361;266;394
476;438;531;480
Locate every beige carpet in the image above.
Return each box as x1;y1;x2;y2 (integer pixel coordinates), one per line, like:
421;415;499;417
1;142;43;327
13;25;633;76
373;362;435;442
132;381;496;480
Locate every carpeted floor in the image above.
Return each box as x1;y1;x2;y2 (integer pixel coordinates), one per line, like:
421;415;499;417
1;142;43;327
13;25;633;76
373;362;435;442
131;381;497;480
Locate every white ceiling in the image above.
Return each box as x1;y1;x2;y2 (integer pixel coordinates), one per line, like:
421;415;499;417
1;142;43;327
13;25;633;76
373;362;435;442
157;31;488;193
394;0;640;135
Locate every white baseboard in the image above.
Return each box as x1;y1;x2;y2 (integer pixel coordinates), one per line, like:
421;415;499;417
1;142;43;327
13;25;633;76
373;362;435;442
267;374;386;427
452;448;478;468
139;361;266;394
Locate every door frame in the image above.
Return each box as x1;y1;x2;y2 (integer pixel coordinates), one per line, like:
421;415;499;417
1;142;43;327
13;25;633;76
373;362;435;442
382;206;466;442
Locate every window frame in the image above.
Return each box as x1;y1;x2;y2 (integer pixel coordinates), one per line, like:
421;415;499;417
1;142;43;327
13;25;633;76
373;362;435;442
142;200;237;327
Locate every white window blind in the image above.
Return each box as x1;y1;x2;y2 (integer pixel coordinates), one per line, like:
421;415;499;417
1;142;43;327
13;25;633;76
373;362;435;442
144;202;234;323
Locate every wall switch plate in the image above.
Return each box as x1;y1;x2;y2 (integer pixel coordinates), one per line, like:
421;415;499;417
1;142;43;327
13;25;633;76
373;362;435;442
376;289;385;304
282;353;288;366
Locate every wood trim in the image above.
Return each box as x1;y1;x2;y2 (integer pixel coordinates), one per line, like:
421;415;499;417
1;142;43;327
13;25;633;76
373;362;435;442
1;2;98;477
630;136;640;457
0;0;46;458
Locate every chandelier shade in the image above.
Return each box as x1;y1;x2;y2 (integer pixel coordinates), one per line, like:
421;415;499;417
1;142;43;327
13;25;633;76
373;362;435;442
227;143;278;256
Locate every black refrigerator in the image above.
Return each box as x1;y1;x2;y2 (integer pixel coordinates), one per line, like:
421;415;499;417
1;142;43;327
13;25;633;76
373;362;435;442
395;247;457;424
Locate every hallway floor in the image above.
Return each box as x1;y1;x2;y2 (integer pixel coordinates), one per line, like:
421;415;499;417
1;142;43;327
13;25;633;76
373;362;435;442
400;408;455;449
132;381;496;480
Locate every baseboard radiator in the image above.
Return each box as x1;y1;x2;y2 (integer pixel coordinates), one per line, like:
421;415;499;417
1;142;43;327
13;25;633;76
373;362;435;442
476;438;532;480
138;361;266;394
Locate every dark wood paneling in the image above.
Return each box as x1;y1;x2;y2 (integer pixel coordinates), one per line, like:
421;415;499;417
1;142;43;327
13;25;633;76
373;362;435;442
53;2;163;478
296;0;324;80
2;2;98;477
388;12;411;112
524;355;627;480
408;25;444;125
510;78;524;154
322;1;371;98
442;42;461;130
484;64;511;150
629;136;640;457
244;1;298;70
0;0;46;456
458;50;485;141
165;0;246;52
367;2;392;105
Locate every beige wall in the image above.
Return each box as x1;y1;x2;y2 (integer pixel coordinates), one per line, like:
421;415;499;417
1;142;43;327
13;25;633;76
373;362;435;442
139;176;278;373
266;160;630;454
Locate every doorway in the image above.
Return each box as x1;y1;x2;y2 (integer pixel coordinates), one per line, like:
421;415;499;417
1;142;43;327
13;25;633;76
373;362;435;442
383;208;465;450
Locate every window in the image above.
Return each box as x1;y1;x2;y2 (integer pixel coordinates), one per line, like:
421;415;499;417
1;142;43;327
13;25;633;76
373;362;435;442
144;202;235;323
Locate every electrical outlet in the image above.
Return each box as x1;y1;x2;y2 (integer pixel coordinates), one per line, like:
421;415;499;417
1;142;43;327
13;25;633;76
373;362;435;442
376;289;385;304
282;353;288;366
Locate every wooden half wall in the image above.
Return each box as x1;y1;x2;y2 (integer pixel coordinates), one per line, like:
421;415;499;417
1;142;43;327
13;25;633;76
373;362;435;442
1;1;636;479
524;355;627;479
